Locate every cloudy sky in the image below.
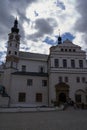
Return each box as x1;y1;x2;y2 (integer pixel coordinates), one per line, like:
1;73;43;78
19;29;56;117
0;0;87;64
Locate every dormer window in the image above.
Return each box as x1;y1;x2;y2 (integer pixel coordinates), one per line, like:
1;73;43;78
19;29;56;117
73;49;76;52
22;65;26;72
39;66;44;73
69;49;71;52
65;49;67;52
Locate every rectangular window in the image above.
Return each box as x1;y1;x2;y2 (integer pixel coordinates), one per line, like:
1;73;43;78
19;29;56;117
82;77;85;83
59;76;62;83
86;95;87;103
10;43;12;47
76;77;80;83
36;93;42;102
18;93;26;102
22;65;26;72
79;60;83;68
54;59;59;68
75;94;81;103
69;49;71;52
65;77;68;82
71;60;75;68
63;59;67;68
15;44;17;48
8;51;11;54
15;51;17;55
42;80;47;87
27;79;33;86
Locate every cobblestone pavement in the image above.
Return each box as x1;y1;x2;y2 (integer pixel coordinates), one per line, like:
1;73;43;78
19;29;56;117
0;110;87;130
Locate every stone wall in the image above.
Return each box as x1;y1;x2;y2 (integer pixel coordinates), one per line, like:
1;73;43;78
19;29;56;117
0;95;9;107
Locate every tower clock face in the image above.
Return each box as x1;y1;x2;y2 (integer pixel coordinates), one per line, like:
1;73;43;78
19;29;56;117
15;35;20;41
9;35;13;40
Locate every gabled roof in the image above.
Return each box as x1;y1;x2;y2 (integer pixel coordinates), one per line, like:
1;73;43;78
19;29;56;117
19;51;48;61
50;39;83;53
59;39;81;48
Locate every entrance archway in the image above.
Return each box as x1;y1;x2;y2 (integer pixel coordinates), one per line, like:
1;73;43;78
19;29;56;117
55;82;69;104
59;93;66;103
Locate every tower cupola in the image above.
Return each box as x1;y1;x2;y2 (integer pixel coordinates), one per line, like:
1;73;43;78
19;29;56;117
58;29;62;44
58;36;62;44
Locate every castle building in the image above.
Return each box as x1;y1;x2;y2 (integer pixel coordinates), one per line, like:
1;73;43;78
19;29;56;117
0;19;87;107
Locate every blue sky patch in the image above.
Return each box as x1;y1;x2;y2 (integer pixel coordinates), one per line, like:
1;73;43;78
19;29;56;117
34;11;39;17
54;1;66;10
43;32;75;45
62;32;75;42
43;36;56;45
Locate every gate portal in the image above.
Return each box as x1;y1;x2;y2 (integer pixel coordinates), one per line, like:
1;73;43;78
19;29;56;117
55;82;69;103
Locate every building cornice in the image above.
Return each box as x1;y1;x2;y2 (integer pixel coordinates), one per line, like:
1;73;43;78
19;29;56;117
12;71;48;77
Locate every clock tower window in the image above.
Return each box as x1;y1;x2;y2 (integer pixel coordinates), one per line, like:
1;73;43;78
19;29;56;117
15;43;17;48
15;51;17;55
8;51;11;54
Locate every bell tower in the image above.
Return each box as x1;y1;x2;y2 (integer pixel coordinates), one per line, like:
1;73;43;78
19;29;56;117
6;18;20;69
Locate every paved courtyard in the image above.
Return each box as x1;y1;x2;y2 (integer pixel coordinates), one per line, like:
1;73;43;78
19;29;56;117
0;110;87;130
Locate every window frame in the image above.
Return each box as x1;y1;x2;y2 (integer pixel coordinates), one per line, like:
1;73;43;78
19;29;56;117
75;94;81;103
54;59;59;68
18;92;26;102
27;79;33;86
59;76;62;83
82;77;85;83
65;77;68;82
36;93;42;102
15;51;17;55
21;65;26;72
79;60;83;68
71;59;75;68
42;80;47;87
8;51;11;54
63;59;67;68
76;77;80;83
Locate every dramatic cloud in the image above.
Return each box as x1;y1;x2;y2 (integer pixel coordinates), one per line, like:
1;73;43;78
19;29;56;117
0;0;38;40
0;0;87;63
73;0;87;50
75;0;87;33
27;18;57;41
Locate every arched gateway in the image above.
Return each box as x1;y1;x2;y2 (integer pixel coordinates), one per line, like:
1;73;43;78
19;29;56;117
55;82;69;103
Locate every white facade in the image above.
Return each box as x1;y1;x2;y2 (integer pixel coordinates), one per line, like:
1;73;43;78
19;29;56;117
0;20;87;107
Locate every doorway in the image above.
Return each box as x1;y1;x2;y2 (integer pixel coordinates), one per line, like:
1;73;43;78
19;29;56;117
55;82;69;104
59;93;66;103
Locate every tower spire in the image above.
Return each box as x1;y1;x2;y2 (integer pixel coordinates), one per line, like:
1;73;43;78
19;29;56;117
11;18;19;33
58;29;62;44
